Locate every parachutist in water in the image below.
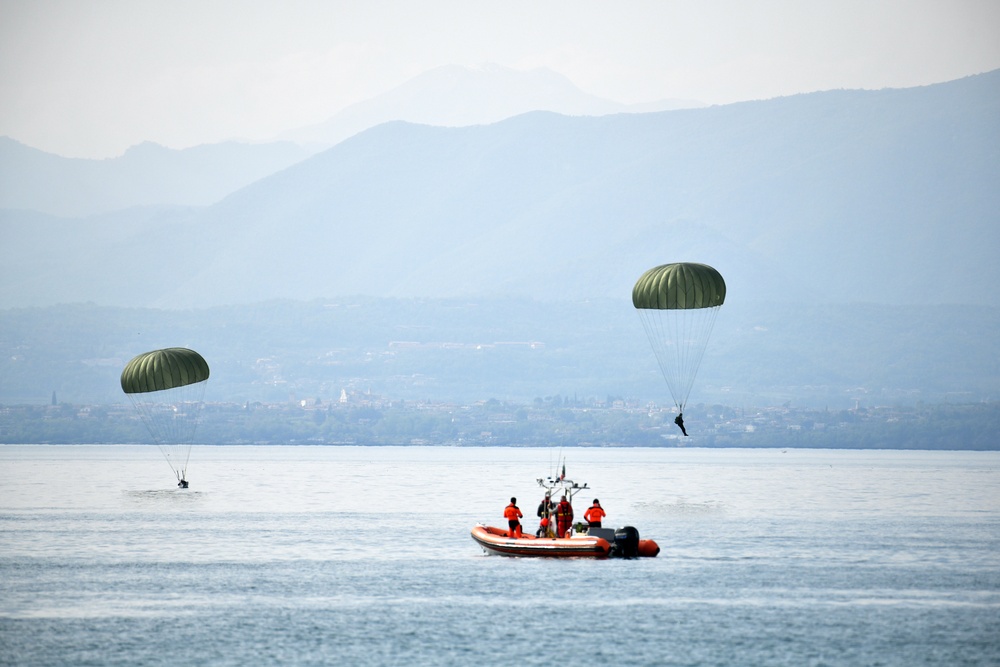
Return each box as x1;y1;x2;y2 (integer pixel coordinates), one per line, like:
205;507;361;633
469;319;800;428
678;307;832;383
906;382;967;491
674;413;688;436
178;479;189;488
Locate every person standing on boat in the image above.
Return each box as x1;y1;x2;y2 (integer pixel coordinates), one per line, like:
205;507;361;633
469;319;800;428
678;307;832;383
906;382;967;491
504;497;523;538
584;499;606;528
555;494;574;538
536;492;555;537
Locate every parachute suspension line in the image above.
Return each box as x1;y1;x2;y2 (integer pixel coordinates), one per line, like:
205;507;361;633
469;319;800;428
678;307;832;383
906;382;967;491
637;309;684;409
174;449;189;483
125;379;205;482
636;309;670;403
636;305;721;411
676;304;720;410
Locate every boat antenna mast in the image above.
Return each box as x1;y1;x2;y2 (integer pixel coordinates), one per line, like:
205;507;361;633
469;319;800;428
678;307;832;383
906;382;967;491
536;457;589;503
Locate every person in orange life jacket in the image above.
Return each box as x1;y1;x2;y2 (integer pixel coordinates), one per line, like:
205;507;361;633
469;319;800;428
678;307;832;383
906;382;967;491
584;499;606;528
504;497;523;538
555;495;574;537
536;492;555;537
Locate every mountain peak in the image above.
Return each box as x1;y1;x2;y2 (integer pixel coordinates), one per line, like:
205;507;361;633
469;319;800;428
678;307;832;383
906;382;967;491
280;64;700;150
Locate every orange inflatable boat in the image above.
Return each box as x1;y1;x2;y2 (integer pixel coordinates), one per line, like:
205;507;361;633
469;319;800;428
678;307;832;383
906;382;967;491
475;462;660;559
471;524;659;559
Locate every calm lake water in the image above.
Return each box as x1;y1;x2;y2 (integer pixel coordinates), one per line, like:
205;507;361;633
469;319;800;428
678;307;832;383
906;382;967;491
1;445;999;666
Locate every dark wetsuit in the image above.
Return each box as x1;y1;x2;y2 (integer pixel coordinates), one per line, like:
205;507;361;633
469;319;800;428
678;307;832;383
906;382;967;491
675;413;688;436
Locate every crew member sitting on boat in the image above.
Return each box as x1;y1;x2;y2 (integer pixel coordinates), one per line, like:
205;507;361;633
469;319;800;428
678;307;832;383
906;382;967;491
536;492;555;537
504;497;523;538
584;499;606;528
555;495;574;538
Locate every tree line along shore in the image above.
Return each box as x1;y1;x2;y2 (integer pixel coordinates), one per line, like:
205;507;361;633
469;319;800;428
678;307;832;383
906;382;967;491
2;397;997;450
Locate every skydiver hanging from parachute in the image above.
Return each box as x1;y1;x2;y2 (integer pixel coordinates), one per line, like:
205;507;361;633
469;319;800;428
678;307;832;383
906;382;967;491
674;413;688;436
633;262;726;437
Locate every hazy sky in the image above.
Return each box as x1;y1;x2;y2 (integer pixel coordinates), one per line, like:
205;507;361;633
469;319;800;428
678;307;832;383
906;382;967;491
2;0;998;158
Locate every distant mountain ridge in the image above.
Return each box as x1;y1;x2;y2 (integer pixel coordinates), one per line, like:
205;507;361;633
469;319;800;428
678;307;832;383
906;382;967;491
279;64;702;150
0;138;310;217
0;65;697;218
1;70;998;310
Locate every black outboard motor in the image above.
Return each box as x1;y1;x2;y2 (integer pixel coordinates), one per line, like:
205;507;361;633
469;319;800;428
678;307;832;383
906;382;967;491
612;526;640;559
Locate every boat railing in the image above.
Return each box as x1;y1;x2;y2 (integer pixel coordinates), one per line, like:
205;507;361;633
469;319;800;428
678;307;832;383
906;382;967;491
536;476;589;503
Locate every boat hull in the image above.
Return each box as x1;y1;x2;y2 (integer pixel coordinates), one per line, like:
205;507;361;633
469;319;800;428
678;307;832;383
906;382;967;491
471;524;611;558
471;524;659;558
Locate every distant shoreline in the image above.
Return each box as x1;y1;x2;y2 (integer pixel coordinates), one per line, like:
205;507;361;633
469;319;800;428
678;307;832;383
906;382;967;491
3;399;997;450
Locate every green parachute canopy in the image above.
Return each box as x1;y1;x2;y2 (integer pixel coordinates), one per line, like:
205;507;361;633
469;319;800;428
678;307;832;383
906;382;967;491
632;263;726;412
632;262;726;310
121;347;210;394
